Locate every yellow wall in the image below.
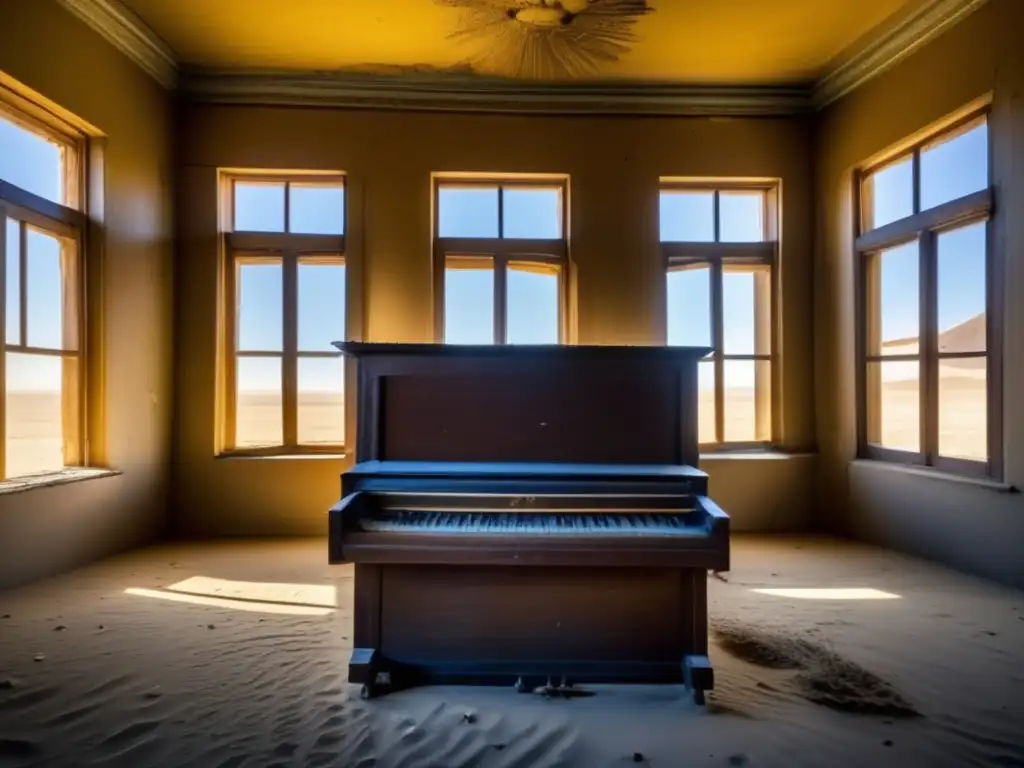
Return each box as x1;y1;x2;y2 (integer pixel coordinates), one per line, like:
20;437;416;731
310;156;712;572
0;0;174;588
175;107;817;535
815;0;1024;587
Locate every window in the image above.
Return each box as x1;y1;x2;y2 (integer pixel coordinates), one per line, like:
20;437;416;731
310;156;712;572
433;179;568;344
220;174;347;456
1;100;86;481
856;110;998;477
662;183;777;448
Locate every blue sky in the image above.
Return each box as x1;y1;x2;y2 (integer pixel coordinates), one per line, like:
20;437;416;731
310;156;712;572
2;116;988;394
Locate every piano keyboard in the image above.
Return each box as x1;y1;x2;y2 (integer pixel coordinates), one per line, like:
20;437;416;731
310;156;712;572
358;510;702;536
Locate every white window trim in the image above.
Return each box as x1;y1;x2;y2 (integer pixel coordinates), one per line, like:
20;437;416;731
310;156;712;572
218;173;348;457
854;109;1000;479
0;99;89;482
432;178;571;344
661;183;780;450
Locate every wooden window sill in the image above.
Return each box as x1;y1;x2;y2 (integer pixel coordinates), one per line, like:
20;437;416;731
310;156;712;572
216;452;348;461
849;459;1019;494
700;450;815;461
0;467;122;496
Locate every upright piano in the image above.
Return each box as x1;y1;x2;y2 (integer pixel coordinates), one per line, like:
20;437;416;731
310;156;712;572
328;342;729;705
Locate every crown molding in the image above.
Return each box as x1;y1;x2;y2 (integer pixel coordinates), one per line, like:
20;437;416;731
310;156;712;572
55;0;987;115
56;0;179;89
813;0;990;109
180;69;813;117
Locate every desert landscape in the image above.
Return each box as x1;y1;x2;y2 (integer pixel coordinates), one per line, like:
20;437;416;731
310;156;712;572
3;313;988;476
0;536;1022;767
6;378;987;477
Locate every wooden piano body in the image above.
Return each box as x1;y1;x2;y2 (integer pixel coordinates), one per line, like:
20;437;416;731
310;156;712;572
328;343;729;704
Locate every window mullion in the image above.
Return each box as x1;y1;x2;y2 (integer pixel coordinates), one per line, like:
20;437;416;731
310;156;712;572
985;215;1002;478
497;187;504;239
919;230;939;463
912;149;921;215
19;220;28;347
284;181;291;234
711;259;725;443
282;250;299;447
494;255;507;345
712;191;721;242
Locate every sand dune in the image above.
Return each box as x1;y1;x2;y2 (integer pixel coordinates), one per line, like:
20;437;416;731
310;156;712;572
1;537;1022;767
881;312;987;370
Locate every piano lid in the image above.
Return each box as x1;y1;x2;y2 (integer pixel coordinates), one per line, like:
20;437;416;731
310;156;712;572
347;460;706;481
337;342;708;470
333;341;713;362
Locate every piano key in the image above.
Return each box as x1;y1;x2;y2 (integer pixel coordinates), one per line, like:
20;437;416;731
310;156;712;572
359;510;701;536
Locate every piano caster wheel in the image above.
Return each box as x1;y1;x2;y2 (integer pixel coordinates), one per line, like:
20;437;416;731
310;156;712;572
361;670;392;700
514;676;530;693
692;689;706;706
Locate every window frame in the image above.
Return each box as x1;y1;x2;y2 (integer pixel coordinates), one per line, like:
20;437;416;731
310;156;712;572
853;108;1001;479
432;178;570;344
661;181;780;451
219;173;348;458
0;98;89;481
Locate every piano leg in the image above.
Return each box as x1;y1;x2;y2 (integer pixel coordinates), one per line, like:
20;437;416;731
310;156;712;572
351;564;391;699
684;655;713;706
349;648;388;699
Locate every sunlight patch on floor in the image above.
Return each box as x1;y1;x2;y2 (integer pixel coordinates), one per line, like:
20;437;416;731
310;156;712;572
751;587;901;600
163;576;338;608
125;575;339;615
124;587;336;615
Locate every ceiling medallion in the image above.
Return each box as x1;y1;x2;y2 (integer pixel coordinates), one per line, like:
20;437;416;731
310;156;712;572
435;0;655;79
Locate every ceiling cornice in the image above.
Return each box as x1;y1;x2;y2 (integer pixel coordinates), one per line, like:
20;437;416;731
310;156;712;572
180;69;812;117
813;0;990;108
56;0;178;89
56;0;988;116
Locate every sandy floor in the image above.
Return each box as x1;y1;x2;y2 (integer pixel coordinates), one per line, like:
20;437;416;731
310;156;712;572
1;535;1022;768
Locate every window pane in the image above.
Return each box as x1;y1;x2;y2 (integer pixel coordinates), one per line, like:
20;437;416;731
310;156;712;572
723;360;770;443
289;184;345;235
507;263;559;344
5;219;19;345
236;357;282;448
234;182;285;232
867;360;919;452
502;188;562;239
938;356;986;462
237;262;282;352
438;186;499;238
698;360;715;444
863;156;913;230
719;192;764;242
660;191;714;242
444;259;494;344
868;241;919;357
666;266;711;348
723;267;771;355
5;352;64;478
921;120;988;211
26;229;64;350
937;222;986;354
298;262;345;352
0;116;63;205
298;357;344;446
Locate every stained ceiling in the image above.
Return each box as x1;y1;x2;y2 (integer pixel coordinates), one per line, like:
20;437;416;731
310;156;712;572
119;0;922;84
